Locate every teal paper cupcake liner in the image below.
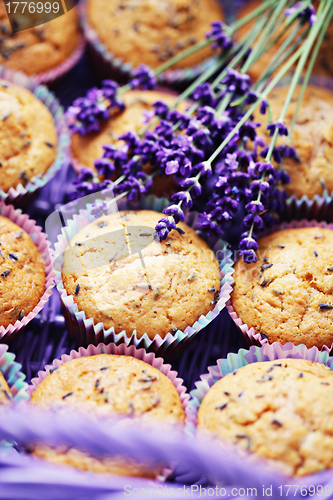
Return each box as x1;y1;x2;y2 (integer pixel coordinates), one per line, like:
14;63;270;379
53;195;234;359
226;219;333;353
0;67;70;205
0;344;29;404
79;0;220;87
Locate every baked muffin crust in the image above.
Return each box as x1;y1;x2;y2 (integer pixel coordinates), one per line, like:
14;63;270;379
231;227;333;349
198;359;333;476
87;0;223;69
254;86;333;199
0;79;57;193
0;215;45;328
0;4;79;75
62;210;221;339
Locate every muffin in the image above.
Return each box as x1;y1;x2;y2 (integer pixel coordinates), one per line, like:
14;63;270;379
0;79;57;193
0;214;46;328
231;227;333;350
237;0;333;81
197;358;333;476
30;353;185;476
86;0;224;70
62;209;221;340
0;3;80;77
254;86;333;199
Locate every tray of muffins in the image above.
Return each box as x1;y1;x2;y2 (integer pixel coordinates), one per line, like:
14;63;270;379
0;0;333;498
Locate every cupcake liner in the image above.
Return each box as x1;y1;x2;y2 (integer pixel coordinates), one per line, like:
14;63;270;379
0;67;70;206
0;344;29;404
226;219;333;352
53;195;233;359
0;202;55;343
187;341;333;442
79;0;219;87
31;35;86;86
28;342;190;477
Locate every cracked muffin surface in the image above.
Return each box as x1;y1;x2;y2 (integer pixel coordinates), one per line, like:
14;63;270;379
62;210;221;339
231;227;333;349
198;359;333;477
253;85;333;199
87;0;223;69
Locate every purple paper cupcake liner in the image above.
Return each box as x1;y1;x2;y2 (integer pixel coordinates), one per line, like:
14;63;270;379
0;67;70;206
0;202;55;343
53;195;233;359
187;341;333;483
32;35;86;86
226;219;333;352
79;0;219;87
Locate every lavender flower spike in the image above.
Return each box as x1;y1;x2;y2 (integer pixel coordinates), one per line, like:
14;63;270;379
91;201;109;218
266;121;288;137
285;2;317;26
130;64;157;90
206;20;233;50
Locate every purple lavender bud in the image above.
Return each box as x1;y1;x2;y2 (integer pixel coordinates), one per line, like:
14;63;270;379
239;233;258;251
180;177;202;196
153;101;169;118
206;20;233;50
94;158;116;178
91;201;109;218
240;248;257;264
171;191;193;208
165;160;180;175
163;204;185;223
260;99;268;114
245;200;265;214
130;64;157;90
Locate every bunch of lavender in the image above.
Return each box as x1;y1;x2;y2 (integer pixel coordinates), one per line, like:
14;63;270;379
67;0;333;263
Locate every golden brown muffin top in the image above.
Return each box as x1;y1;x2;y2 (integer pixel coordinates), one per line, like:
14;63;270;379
236;0;333;81
0;215;46;328
87;0;223;69
0;4;79;75
62;210;220;340
198;358;333;476
254;85;333;198
0;79;57;193
231;227;333;349
31;354;185;424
